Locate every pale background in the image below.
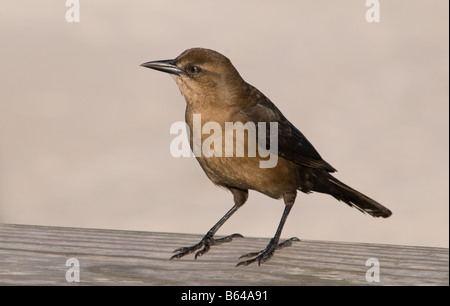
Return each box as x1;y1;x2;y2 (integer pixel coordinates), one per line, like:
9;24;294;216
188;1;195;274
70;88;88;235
0;1;448;248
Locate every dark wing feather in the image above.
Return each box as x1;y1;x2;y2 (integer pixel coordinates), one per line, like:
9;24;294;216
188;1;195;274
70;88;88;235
239;87;336;172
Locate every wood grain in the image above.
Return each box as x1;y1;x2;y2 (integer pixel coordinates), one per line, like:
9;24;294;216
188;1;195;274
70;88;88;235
0;223;447;285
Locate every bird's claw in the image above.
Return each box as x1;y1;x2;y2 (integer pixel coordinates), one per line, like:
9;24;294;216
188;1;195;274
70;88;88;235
276;236;300;249
170;233;243;261
236;237;300;266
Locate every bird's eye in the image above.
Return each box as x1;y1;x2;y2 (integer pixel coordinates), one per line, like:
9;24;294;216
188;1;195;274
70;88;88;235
187;66;201;75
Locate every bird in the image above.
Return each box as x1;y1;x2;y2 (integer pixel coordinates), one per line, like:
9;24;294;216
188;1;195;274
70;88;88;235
140;48;392;266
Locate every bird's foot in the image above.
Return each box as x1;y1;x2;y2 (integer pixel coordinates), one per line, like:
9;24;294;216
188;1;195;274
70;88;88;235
236;237;300;266
170;233;243;260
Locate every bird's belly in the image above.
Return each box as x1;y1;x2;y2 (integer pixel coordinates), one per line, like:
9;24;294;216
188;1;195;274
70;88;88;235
186;109;300;198
196;155;300;199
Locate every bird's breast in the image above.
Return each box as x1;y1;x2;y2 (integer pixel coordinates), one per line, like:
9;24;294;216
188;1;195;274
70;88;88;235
185;107;300;198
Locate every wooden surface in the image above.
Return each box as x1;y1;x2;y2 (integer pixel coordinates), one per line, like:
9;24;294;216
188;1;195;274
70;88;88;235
0;223;448;286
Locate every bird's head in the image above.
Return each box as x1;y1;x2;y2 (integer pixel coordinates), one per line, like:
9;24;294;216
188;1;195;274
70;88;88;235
141;48;244;106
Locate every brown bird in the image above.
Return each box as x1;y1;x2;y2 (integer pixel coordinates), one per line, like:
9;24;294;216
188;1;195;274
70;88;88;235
141;48;392;266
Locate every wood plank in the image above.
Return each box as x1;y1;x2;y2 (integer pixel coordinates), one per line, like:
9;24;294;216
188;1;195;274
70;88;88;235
0;223;448;286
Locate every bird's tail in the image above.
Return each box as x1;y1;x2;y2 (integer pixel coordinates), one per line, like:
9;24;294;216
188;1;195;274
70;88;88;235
314;174;392;218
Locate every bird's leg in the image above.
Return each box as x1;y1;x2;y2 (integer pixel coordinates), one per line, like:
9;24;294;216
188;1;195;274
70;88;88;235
170;205;243;260
237;192;298;266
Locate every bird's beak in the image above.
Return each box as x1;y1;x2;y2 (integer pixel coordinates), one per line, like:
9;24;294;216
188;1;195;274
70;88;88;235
140;59;184;76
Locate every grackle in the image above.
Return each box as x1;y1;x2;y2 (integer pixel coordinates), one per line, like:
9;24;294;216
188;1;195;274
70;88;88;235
141;48;392;266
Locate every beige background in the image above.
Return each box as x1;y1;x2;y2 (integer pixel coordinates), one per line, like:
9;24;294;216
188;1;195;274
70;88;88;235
0;1;448;248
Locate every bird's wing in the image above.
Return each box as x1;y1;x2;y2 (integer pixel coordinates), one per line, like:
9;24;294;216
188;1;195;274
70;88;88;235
239;92;336;172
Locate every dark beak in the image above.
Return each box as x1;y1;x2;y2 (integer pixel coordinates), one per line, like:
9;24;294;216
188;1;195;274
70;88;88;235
140;59;184;76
